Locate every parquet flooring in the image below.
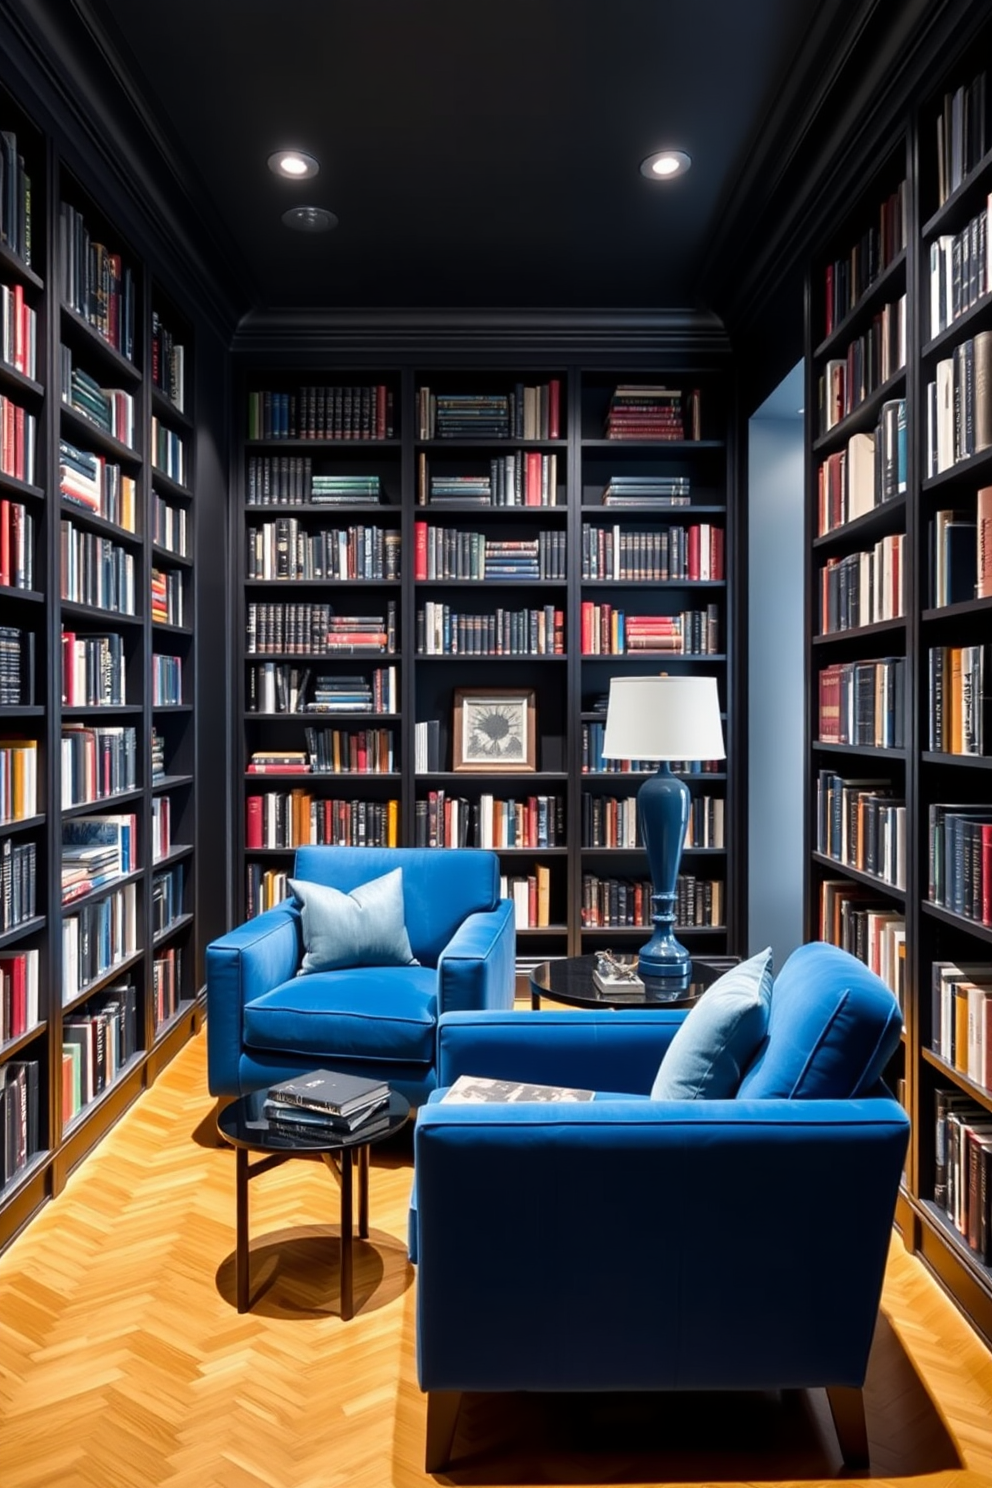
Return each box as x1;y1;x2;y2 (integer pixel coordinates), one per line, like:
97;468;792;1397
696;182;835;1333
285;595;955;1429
1;1028;991;1487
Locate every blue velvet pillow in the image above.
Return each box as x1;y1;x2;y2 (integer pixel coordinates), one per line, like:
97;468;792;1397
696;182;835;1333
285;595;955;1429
289;868;417;974
650;947;774;1099
737;940;903;1099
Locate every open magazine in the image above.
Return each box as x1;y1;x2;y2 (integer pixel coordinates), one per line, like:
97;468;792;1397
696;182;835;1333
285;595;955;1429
441;1074;595;1104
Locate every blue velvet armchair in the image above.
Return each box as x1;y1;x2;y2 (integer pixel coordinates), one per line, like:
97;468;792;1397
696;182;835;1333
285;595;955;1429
206;845;516;1104
412;941;910;1472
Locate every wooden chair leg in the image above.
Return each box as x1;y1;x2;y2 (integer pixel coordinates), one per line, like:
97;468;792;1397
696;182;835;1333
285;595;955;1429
825;1385;870;1469
425;1390;462;1473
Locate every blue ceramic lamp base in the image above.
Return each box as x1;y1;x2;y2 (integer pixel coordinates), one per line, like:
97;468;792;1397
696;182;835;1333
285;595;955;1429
636;762;692;986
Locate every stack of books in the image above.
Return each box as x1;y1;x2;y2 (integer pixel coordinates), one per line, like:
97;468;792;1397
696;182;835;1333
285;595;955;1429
601;474;691;505
310;474;382;504
604;386;685;441
263;1069;392;1137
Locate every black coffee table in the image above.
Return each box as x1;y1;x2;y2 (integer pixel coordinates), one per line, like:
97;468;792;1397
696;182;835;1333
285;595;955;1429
217;1085;410;1318
530;953;740;1010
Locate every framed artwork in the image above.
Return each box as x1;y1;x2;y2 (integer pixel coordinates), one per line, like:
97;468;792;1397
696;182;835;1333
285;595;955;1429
452;687;537;772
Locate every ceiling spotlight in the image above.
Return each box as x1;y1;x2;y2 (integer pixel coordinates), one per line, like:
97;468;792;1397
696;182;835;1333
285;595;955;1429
281;205;338;233
640;149;692;180
268;149;320;180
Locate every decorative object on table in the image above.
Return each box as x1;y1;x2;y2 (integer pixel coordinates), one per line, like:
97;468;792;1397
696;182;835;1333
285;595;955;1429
452;686;536;772
602;673;725;985
592;948;646;998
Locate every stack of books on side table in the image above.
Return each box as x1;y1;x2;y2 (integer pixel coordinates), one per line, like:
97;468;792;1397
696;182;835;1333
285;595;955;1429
263;1069;391;1137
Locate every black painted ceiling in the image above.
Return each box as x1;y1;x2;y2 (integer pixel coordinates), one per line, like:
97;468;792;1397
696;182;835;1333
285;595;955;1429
65;0;852;318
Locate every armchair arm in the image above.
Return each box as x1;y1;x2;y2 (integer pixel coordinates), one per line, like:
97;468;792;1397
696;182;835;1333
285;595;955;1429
205;901;300;1095
436;899;516;1014
414;1097;910;1395
437;1007;685;1094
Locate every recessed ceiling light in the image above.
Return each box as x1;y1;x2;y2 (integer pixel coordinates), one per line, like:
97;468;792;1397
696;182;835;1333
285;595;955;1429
640;149;692;180
281;205;338;233
268;149;320;180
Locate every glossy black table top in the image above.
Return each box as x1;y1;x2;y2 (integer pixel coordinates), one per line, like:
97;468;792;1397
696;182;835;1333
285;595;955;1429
217;1086;411;1154
530;953;740;1010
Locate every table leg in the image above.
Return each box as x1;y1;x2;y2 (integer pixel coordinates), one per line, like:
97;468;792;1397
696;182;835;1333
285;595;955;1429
358;1142;370;1239
339;1146;353;1320
236;1146;250;1312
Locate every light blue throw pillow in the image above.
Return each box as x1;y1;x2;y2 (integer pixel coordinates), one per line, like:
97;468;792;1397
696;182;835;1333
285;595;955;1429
650;947;774;1099
289;868;417;974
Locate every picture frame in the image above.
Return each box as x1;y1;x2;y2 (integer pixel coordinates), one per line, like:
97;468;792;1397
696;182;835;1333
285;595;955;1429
452;687;537;772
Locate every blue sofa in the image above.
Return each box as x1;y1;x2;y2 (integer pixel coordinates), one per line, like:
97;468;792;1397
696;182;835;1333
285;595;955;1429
412;941;910;1471
205;845;516;1104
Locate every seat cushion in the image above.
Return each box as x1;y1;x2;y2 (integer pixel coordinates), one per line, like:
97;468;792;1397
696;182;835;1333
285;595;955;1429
737;940;904;1099
650;947;774;1099
244;964;438;1065
289;868;417;974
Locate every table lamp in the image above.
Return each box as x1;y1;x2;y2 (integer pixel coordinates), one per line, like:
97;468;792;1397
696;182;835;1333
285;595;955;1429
601;674;726;984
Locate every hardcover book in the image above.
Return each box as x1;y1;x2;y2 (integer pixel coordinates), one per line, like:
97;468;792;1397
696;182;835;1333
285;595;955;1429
266;1067;389;1117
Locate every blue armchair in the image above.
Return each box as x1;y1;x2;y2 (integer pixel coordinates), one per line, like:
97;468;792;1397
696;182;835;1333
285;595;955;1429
412;941;910;1471
206;845;516;1104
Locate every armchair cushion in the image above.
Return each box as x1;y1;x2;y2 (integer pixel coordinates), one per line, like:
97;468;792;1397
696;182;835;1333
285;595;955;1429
289;868;417;974
738;939;903;1099
650;946;773;1099
244;963;438;1064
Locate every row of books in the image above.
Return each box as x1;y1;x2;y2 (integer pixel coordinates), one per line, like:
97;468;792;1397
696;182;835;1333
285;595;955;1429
580;719;721;776
151;652;183;707
818;533;905;634
61;813;137;904
580;521;724;582
418;452;560;507
817;658;906;749
59;519;136;615
60;350;135;447
928;804;992;925
579;602;720;655
62;882;138;1005
818;881;906;1004
59;201;135;360
153;946;183;1030
0;279;36;379
0;392;35;485
0;130;32;267
415;603;564;656
600;475;691;505
153;492;188;558
62;983;140;1120
582;792;724;850
247;385;395;442
815;771;907;890
152;864;184;935
0;1060;39;1191
61;628;126;707
414;792;565;850
246;864;289;919
59;438;137;532
928;196;991;339
0;496;32;589
151;311;185;412
151;794;172;863
0;737;37;822
149;415;185;488
930;496;992;606
504;866;553;928
816;398;906;535
413;525;566;582
418;382;561;441
0;947;39;1044
929;645;991;755
926;332;992;476
247;727;397;775
581;873;723;928
246;664;398;716
244;520;402;582
0;839;36;932
933;1088;992;1264
150;566;184;627
245;793;399;850
0;625;33;706
245;601;397;657
817;295;906;436
932;961;992;1091
60;723;137;808
822;179;906;338
248;456;354;506
935;70;989;207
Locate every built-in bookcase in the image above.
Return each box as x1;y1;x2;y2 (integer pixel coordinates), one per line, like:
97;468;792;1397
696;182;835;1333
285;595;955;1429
804;20;992;1345
0;81;205;1253
234;355;740;978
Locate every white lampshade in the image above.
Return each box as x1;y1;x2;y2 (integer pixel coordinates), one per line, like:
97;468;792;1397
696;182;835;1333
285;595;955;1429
601;674;726;761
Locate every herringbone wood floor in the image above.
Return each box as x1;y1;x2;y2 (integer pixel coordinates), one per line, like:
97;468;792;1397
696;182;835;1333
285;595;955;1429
1;1029;991;1487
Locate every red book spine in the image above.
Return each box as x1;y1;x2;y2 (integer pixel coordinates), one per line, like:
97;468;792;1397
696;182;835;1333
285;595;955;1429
414;520;428;581
246;795;263;848
526;451;541;506
688;525;701;581
0;498;9;586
